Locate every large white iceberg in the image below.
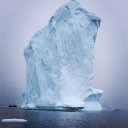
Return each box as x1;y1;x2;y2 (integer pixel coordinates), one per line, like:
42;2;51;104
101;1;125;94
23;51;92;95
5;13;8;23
22;0;103;111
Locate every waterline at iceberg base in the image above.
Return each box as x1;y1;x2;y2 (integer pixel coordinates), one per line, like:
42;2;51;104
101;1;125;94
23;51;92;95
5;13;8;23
22;0;103;111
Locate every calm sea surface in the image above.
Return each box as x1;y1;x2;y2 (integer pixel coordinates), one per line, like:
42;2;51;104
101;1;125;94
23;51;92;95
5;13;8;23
0;108;128;128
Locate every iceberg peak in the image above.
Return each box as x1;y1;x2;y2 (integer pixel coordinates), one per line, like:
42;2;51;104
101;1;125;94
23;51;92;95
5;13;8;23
68;0;81;5
65;0;83;12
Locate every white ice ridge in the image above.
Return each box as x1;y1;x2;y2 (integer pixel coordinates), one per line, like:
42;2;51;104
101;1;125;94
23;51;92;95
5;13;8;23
1;118;27;123
22;0;103;111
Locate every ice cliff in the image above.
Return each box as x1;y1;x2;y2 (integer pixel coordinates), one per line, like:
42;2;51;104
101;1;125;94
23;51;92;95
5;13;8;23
22;0;103;111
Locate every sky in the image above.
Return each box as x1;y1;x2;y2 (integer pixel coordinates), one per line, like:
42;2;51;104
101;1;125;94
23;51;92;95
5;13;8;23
0;0;128;110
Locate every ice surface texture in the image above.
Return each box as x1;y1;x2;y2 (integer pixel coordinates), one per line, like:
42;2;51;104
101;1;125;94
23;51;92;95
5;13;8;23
22;0;103;111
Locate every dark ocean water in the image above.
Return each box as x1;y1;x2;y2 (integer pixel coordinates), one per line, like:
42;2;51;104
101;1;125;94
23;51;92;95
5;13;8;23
0;108;128;128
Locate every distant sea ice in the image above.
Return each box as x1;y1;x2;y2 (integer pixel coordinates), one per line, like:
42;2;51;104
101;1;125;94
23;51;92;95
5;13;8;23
1;118;27;123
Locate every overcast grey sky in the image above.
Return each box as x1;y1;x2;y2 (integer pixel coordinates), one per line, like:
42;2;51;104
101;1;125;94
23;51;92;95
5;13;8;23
0;0;128;109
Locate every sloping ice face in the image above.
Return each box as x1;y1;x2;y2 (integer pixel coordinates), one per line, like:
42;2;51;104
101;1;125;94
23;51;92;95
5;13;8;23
22;0;103;111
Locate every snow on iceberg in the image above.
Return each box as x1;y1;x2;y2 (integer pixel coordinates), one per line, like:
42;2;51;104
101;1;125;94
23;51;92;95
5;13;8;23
22;0;103;111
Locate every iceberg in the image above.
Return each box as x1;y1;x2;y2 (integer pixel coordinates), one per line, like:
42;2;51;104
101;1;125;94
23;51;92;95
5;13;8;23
1;118;27;123
22;0;103;111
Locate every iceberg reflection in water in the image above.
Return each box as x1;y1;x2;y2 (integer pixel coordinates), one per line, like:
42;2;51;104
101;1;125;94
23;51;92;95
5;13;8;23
0;108;128;128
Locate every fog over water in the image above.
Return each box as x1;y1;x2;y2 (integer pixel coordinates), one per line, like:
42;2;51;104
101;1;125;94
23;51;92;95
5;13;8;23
0;0;128;109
